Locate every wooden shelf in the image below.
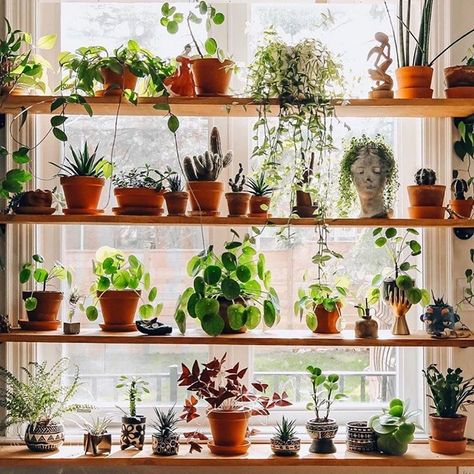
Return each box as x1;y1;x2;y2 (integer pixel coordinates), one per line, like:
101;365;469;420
0;329;472;347
0;215;472;228
0;443;473;467
2;95;474;118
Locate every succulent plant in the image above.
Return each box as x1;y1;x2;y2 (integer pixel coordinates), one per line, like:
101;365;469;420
452;177;468;200
228;163;246;192
415;168;437;186
167;174;184;193
76;414;113;435
246;173;274;197
274;416;297;443
152;406;179;438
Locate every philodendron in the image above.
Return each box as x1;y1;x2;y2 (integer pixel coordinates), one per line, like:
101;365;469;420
175;229;280;336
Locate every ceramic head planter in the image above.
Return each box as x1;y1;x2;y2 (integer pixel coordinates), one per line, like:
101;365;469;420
338;135;397;218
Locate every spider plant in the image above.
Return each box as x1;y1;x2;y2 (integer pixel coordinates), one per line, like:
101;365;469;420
246;173;274;197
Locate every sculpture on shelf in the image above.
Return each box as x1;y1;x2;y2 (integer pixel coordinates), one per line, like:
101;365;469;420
163;44;196;97
387;286;412;336
367;32;394;99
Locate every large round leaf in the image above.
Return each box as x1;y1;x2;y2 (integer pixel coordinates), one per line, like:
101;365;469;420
244;306;261;329
396;275;413;291
193;276;205;296
201;313;225;336
407;287;422;304
306;312;317;331
222;252;237;271
221;278;241;300
195;298;219;319
187;293;200;318
204;265;222;285
263;300;276;327
242;279;261;297
227;303;247;330
236;265;251;283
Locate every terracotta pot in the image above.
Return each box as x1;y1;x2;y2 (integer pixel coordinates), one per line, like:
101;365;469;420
19;190;53;208
249;195;271;218
225;192;250;217
61;176;105;212
445;66;474;88
408;206;445;219
186;181;223;216
207;408;251;447
98;290;140;328
314;303;341;334
407;185;445;207
218;297;247;334
22;291;63;322
450;199;474;218
190;58;233;96
396;66;433;98
164;191;188;216
100;65;138;96
114;188;166;214
430;414;466;442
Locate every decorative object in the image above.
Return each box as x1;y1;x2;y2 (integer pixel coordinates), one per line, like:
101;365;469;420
226;163;250;217
450;174;473;218
407;168;446;218
0;314;11;333
183;127;232;216
24;420;65;452
164;174;188;216
420;293;465;338
387;287;412;336
293;152;318;218
13;189;55;215
339;135;397;218
367;32;394;99
136;318;172;336
79;415;113;456
423;364;474;455
246;172;273;218
175;229;279;335
151;407;180;456
346;421;377;453
306;365;347;454
164;46;196;97
445;45;474;97
63;288;82;335
354;299;379;338
270;417;301;456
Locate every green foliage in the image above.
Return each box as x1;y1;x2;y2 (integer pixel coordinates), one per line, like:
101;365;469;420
458;248;474;308
228;163;246;192
463;44;474;66
245;173;274;197
0;148;33;200
166;174;184;192
116;376;149;418
151;406;179;437
414;168;437;185
75;414;112;435
274;416;297;443
112;165;174;190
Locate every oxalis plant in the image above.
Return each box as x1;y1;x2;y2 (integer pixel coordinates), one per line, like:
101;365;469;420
174;229;280;336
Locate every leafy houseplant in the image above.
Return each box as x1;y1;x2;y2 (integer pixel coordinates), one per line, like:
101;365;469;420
178;353;291;455
151;407;180;456
407;168;446;219
0;358;89;452
245;172;274;218
80;415;113;456
175;230;279;336
305;365;347;454
226;163;250;217
423;364;474;455
164;174;188;216
270;417;301;456
445;44;474;96
116;376;149;451
85;246;163;332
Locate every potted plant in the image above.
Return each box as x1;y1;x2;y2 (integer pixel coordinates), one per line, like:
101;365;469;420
369;398;419;455
164;174;188;216
183;127;232;216
423;364;474;455
151;406;180;456
420;294;461;338
0;358;89;452
226;163;250;217
450;174;473;218
305;365;347;454
19;254;72;331
175;229;279;336
178;353;291;455
63;287;82;335
79;415;113;456
445;44;474;97
346;421;377;453
407;168;446;218
51;142;111;215
246;173;274;218
116;376;149;451
112;165;174;216
294;152;318;218
270;417;301;456
160;2;235;96
84;246;163;332
8;189;55;215
354;298;378;339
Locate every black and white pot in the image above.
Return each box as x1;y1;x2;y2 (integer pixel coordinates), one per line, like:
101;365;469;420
24;421;65;452
270;436;301;456
84;433;112;456
120;415;146;450
306;418;338;454
346;421;377;453
152;432;180;456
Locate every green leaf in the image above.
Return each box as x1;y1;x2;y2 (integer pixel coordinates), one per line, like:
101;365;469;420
193;276;205;296
201;313;224;336
227;303;246;330
167;114;179;133
86;306;98;321
244;306;261;329
407;287;422;304
187;256;201;277
167;20;178;34
175;309;186;334
409;240;421;255
222;252;237;271
6;169;32;183
225;241;241;250
50;115;68;127
148;287;157;302
373;227;383;236
32;254;44;263
213;12;225;24
187;293;200;318
257;254;265;280
24;297;37;311
263;300;276;327
53;127;67;142
12;148;30;164
19;268;31;284
97;276;110;292
385;228;397;239
236;265;251;283
399;262;411;272
306;312;317;331
37;34;56;50
204;37;218;55
371;274;383;286
139;304;154;319
199;1;208;14
128;255;139;268
396;275;413;291
204;265;222;285
221;278;241;300
375;237;387;247
195;297;219;318
33;268;48;283
153;103;170;112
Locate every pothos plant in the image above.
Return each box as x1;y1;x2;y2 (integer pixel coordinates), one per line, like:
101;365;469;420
174;229;279;336
457;248;474;309
452;118;474;200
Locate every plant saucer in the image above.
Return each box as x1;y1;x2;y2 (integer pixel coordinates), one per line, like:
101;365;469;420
14;206;56;215
99;323;137;332
62;208;104;215
112;207;164;216
208;440;250;456
18;319;60;331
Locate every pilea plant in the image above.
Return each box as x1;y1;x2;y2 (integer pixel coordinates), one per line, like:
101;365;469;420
174;229;280;336
113;165;174;190
116;376;150;418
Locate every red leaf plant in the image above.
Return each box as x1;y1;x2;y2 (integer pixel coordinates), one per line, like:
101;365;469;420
178;353;292;422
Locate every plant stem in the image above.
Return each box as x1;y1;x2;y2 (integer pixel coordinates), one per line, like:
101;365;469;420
187;15;204;59
384;0;400;68
429;27;474;66
399;0;405;68
405;0;411;66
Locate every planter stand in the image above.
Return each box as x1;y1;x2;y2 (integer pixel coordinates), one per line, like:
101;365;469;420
309;438;336;454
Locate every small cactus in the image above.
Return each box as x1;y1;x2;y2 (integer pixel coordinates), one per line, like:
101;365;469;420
228;163;246;192
210;126;233;167
451;177;468;200
415;168;437;186
167;174;184;192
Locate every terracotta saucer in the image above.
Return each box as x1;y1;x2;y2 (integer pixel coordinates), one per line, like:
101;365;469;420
248;213;272;218
14;206;56;215
99;323;137;332
208;440;251;456
190;210;220;217
63;208;104;215
112;207;164;216
445;87;474;98
18;320;60;331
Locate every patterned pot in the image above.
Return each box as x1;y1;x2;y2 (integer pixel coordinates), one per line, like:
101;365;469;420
306;418;338;454
270;436;301;456
346;421;377;453
120;415;146;450
24;421;64;452
152;432;180;456
83;433;112;456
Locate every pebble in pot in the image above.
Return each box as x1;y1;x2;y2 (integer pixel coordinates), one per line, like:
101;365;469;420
151;407;180;456
271;416;301;456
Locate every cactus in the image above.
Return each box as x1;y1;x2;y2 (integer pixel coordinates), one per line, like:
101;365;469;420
229;163;246;192
451;177;468;200
167;174;184;192
415;168;437;186
210;126;233;168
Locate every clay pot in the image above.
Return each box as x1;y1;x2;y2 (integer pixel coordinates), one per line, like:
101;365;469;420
429;414;467;455
314;303;341;334
270;436;301;456
306;418;338;454
61;176;105;213
207;408;251;448
186;181;223;216
225;192;250;217
98;290;140;330
249;195;271;218
22;291;63;322
100;65;138;96
355;316;378;338
396;66;433;98
450;199;474;218
19;190;53;208
294;190;318;217
407;185;446;207
190;58;233;96
445;66;474;88
120;415;146;450
164;191;188;216
25;421;64;452
408;206;445;219
114;188;166;215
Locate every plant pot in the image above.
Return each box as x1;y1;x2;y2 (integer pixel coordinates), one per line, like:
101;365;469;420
445;66;474;88
120;415;146;450
395;66;433;98
450;199;474;218
225;192;250;217
25;421;64;452
114;188;166;215
98;290;140;331
407;185;446;207
152;432;180;456
63;321;81;335
270;436;301;456
190;58;233;96
207;408;251;449
420;302;460;337
429;436;467;455
355;317;378;338
306;418;338;454
186;181;224;216
22;291;63;322
61;176;105;213
84;433;112;456
218;297;248;334
313;303;341;334
100;65;138;96
164;191;188;216
294;190;318;217
430;414;467;443
346;421;377;453
249;195;271;218
14;190;55;215
408;206;445;219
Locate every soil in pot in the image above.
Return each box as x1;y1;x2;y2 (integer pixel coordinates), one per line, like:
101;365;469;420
445;66;474;88
61;176;105;213
114;188;166;215
395;66;433;98
25;421;65;452
313;304;341;334
208;408;251;447
450;199;474;218
218;297;248;334
100;66;137;96
429;414;467;455
22;291;63;322
407;185;446;207
120;415;146;450
226;192;250;217
98;290;140;332
164;191;188;216
187;181;224;216
191;58;233;96
249;195;271;218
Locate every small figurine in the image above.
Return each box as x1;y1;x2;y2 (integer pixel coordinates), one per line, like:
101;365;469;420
367;32;394;99
387;286;412;335
164;44;196;97
354;299;379;338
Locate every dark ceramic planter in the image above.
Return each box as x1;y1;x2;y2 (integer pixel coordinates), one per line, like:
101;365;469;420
63;321;80;335
24;421;64;452
306;418;338;454
152;432;180;456
84;433;112;456
120;415;146;450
